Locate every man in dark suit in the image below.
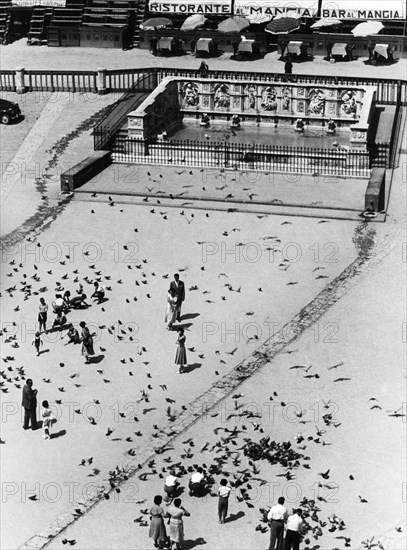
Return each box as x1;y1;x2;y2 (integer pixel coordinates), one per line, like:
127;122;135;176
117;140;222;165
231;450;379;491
170;273;185;322
22;379;38;430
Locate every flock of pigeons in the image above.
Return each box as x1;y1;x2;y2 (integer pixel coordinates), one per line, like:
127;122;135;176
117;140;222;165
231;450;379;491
1;183;404;548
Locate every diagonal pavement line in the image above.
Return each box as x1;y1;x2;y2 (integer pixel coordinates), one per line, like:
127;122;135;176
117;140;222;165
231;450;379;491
1;94;68;203
19;221;405;550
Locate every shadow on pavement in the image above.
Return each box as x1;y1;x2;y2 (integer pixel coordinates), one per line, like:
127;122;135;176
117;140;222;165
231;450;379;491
225;510;245;523
180;313;200;321
50;429;67;439
183;537;206;549
183;363;202;374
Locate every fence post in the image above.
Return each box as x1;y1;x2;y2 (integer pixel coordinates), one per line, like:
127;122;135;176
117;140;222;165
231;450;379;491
15;67;25;94
97;67;107;95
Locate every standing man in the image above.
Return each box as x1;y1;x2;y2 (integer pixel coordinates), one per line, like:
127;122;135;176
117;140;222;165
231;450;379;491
22;379;38;430
326;41;333;61
170;273;185;322
284;509;305;550
284;56;293;75
198;60;209;77
268;496;288;550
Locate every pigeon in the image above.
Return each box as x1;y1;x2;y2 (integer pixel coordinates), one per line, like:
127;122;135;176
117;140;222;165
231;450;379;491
318;469;330;479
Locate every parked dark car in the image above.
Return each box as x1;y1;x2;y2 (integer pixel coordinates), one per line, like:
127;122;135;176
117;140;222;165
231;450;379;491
0;99;21;124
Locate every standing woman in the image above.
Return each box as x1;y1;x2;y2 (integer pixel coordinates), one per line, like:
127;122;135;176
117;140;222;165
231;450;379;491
149;495;167;549
167;498;190;550
164;288;177;330
79;321;94;364
38;297;48;334
175;329;187;374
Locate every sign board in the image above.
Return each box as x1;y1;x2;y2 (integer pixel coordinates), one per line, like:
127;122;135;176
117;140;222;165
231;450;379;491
235;1;318;19
321;0;406;20
12;0;66;6
149;1;232;14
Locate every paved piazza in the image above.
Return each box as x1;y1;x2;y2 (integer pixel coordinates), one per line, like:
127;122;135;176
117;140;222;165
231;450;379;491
1;37;406;550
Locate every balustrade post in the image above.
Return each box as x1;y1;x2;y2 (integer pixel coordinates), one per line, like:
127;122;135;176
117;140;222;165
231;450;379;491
15;67;26;94
97;67;107;95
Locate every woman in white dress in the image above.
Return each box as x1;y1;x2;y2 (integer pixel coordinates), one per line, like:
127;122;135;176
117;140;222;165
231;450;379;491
164;288;178;330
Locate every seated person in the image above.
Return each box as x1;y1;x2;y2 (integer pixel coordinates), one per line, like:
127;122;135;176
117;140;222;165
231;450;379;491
52;294;66;315
189;467;206;497
52;312;67;330
200;113;210;127
327;119;337;134
91;282;105;304
294;118;304;133
62;324;80;345
62;290;71;309
69;293;90;309
164;471;179;503
230;115;241;128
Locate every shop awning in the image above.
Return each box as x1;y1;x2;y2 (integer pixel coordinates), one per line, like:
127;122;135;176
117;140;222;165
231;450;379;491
310;18;342;29
351;21;384;36
140;17;173;30
181;14;207;31
217;16;250;33
265;16;302;34
320;0;406;20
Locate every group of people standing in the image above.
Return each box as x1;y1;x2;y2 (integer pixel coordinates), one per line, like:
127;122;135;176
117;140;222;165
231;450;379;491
149;469;233;549
21;378;54;439
268;497;306;550
165;274;188;374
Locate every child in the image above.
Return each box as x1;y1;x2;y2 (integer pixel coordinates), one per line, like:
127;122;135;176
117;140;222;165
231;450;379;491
41;400;54;440
218;478;232;524
38;297;48;334
62;324;80;345
32;332;43;356
91;282;105;304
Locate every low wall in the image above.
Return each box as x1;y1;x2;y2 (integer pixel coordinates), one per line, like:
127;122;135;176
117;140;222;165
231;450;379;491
127;77;182;139
365;168;386;211
60;151;112;193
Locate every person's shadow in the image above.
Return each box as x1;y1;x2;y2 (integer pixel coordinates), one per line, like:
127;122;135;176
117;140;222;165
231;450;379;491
179;313;200;321
183;538;206;549
182;363;202;374
225;511;245;523
88;354;104;364
38;349;50;356
50;429;66;439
